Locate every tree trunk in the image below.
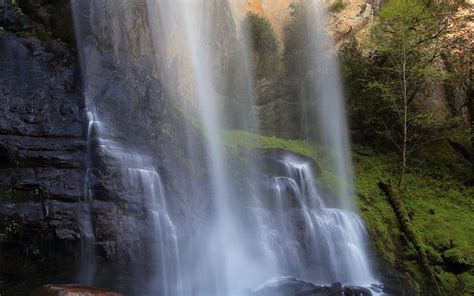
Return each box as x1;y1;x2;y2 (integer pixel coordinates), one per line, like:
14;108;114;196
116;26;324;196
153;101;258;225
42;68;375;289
399;42;408;187
378;181;440;293
469;89;474;184
469;58;474;184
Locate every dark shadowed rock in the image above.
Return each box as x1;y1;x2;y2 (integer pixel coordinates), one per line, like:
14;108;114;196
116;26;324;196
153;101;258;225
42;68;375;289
0;2;85;248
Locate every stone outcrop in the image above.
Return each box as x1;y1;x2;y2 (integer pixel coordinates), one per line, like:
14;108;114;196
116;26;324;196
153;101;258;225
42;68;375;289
329;0;381;44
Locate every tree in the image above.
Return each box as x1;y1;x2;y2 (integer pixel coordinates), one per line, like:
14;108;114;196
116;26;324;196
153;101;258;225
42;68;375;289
370;0;451;186
339;38;380;137
246;12;279;80
281;3;318;137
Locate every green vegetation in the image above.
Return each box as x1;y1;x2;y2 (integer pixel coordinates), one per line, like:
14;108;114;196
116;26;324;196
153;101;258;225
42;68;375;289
15;7;24;17
329;0;347;13
344;0;456;186
354;144;474;295
223;130;343;193
223;130;316;160
336;0;473;292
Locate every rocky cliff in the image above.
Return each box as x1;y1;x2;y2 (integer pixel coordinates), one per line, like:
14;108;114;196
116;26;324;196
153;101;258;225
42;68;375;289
235;0;380;41
0;0;88;292
0;0;84;242
0;5;83;296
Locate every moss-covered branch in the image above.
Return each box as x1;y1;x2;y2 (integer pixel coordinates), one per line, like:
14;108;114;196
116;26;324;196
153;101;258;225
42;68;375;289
378;181;440;293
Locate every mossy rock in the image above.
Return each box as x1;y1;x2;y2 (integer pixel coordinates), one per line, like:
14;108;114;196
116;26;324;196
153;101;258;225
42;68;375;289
457;272;474;294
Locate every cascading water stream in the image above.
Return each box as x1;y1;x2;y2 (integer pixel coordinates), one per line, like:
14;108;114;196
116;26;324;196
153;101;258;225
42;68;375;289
77;111;98;285
72;1;181;294
80;110;181;294
305;0;355;208
177;2;268;293
260;155;375;285
121;165;180;295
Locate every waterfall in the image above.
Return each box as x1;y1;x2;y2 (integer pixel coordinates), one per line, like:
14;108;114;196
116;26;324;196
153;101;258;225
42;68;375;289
77;111;97;285
306;0;355;208
79;109;181;294
153;1;271;294
71;0;379;294
71;1;180;293
253;154;375;285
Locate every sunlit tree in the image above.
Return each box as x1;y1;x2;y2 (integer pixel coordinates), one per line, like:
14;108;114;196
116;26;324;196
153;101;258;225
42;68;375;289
370;0;452;186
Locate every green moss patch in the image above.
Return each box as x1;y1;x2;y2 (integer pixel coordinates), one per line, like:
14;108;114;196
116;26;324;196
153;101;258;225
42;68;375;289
354;145;474;294
222;130;345;193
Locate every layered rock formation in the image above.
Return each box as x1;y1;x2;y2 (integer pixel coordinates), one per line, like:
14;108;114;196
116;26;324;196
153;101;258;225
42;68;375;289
0;2;88;294
0;1;84;243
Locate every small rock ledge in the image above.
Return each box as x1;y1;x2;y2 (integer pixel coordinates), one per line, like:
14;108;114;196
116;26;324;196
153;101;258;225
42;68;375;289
32;284;122;296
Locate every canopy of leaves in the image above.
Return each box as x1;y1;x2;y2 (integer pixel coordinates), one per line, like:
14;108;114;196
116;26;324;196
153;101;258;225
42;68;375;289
341;0;459;152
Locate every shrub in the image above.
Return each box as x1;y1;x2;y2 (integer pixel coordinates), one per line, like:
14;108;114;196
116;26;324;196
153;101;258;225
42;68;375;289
329;0;347;13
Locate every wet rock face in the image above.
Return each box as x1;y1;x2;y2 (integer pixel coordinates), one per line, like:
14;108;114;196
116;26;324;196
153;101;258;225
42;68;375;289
0;23;84;245
0;2;206;294
0;3;87;293
250;278;372;296
17;0;76;44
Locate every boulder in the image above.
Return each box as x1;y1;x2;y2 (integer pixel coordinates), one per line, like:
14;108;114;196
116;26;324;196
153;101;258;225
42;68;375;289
251;277;372;296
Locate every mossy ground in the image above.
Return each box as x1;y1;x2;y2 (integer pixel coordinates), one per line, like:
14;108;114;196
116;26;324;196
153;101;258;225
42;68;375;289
354;144;474;295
